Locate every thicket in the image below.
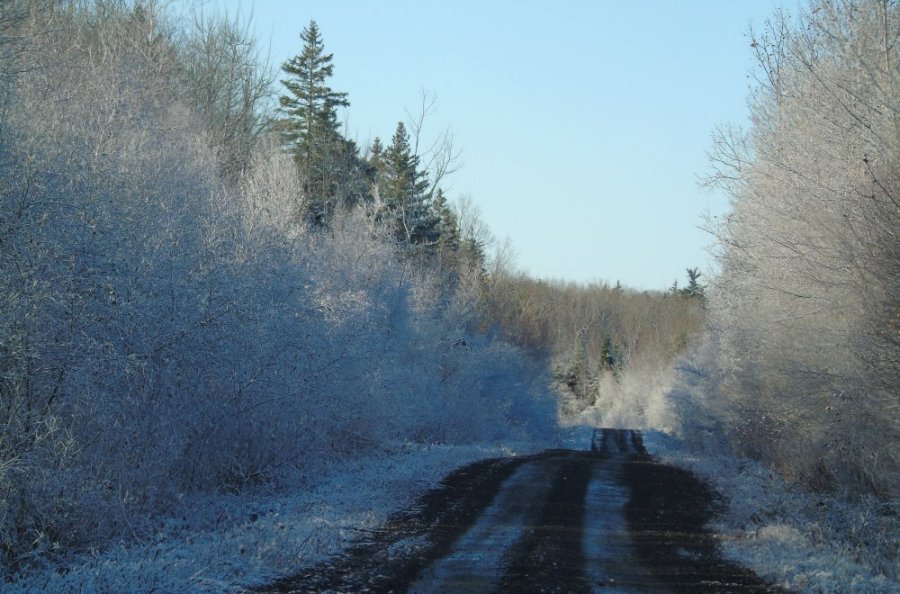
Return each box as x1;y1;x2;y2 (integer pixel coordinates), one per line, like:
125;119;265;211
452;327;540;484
682;0;898;500
483;272;705;429
0;0;556;574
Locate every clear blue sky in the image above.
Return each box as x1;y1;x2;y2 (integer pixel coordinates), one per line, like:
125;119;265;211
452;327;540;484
211;0;790;291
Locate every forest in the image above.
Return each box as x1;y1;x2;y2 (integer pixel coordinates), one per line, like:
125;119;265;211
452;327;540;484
0;0;896;587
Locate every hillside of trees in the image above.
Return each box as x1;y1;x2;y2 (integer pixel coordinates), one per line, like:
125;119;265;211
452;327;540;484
0;1;559;574
679;0;898;501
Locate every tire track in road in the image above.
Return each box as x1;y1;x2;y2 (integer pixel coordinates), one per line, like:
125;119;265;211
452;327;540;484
583;430;667;593
496;451;594;593
408;458;562;593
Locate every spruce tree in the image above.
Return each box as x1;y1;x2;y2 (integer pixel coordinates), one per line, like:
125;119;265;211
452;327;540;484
600;336;621;374
278;20;358;225
682;268;704;299
432;188;460;250
378;122;440;245
367;137;385;172
366;137;385;203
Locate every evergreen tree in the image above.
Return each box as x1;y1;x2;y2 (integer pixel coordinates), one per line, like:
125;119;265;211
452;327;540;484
600;335;621;374
377;121;440;245
278;20;360;225
564;342;589;399
681;267;704;299
366;136;386;204
432;188;460;250
367;137;385;173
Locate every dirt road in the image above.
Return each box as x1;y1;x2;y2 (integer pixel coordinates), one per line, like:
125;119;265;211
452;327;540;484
260;429;782;593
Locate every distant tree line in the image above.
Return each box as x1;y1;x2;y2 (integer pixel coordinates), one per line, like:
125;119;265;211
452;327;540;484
482;269;705;418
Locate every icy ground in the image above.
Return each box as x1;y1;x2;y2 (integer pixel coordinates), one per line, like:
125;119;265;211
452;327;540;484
642;431;899;594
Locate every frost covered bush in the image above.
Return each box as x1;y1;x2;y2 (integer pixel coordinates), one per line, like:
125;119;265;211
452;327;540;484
0;1;556;575
579;351;681;432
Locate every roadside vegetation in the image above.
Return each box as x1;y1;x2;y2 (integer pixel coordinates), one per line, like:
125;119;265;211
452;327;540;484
482;272;705;430
666;0;898;586
0;0;558;578
0;1;707;580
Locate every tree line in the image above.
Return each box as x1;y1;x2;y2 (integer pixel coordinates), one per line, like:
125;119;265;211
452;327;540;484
482;270;706;426
274;20;464;255
266;14;708;424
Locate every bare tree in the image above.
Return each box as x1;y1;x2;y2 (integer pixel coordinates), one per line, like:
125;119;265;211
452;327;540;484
179;6;274;181
405;89;461;199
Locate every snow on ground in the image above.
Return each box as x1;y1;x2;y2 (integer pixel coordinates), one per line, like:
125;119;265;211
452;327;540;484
642;430;899;594
582;458;641;593
2;440;556;594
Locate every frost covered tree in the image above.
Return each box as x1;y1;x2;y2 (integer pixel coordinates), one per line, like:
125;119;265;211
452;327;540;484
0;3;559;575
179;8;273;181
699;0;898;498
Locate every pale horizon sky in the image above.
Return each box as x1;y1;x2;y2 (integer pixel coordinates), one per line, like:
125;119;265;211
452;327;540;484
211;0;791;291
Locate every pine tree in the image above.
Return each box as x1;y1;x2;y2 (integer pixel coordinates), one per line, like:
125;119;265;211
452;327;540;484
366;137;385;204
600;336;621;374
565;342;589;399
278;20;359;225
367;137;385;172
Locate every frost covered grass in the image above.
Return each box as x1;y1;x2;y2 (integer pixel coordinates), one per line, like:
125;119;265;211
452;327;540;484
2;440;555;593
642;430;899;593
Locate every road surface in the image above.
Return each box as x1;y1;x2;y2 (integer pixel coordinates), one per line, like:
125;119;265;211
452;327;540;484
260;429;782;593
